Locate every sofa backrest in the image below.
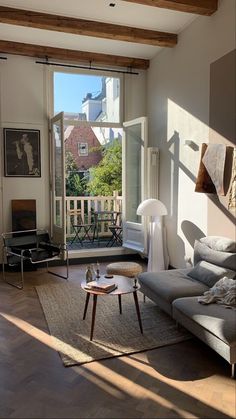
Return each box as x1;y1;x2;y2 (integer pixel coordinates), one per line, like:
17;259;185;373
194;240;236;271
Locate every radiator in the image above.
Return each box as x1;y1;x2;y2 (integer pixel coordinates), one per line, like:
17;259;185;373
147;147;159;199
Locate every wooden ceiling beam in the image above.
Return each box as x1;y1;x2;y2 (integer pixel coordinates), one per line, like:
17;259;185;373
122;0;218;16
0;6;177;47
0;40;150;70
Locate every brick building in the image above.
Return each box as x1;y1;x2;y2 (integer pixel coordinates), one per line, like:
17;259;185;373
65;124;102;176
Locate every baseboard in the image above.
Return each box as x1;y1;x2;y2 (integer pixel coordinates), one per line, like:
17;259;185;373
0;254;146;270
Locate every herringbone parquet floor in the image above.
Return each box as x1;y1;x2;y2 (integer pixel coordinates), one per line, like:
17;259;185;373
0;263;235;419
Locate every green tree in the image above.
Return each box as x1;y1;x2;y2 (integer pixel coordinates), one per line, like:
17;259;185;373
87;139;122;196
65;151;87;196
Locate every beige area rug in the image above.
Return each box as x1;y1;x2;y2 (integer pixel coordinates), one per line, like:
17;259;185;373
36;282;191;367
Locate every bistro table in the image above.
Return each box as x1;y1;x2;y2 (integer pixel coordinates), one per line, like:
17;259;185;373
92;210;121;243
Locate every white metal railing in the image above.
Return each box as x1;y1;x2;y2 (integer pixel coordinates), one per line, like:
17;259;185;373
63;192;122;238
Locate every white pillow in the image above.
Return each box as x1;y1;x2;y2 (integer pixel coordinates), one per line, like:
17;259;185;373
200;236;236;253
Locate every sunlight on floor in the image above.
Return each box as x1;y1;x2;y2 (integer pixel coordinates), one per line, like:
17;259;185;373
0;310;190;416
1;310;233;418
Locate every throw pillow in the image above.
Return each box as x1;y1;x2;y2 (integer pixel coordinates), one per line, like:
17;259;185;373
193;240;236;271
200;236;236;253
187;260;236;288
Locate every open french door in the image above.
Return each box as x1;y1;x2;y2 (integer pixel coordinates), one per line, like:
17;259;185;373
50;112;66;245
122;117;148;253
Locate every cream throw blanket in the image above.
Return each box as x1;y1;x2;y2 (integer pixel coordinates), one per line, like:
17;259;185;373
198;277;236;307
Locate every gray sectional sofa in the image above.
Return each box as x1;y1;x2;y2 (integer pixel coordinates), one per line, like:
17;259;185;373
138;237;236;377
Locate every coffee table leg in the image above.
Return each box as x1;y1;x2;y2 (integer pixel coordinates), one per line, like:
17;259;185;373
90;294;98;341
83;293;90;320
133;291;143;334
118;294;122;314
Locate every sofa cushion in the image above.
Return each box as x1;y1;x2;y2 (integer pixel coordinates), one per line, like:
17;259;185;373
200;236;236;253
193;240;236;271
173;297;236;346
138;269;209;305
187;261;236;288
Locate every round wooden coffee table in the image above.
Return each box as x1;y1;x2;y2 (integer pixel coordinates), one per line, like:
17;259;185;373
81;275;143;341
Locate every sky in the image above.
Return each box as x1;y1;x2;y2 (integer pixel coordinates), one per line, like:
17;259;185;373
54;72;102;114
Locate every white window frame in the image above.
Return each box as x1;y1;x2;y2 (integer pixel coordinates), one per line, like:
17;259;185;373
78;142;88;156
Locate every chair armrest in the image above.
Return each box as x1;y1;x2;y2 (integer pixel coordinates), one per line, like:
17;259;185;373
5;246;30;258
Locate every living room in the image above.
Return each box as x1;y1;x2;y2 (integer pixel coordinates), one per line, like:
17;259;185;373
0;1;235;418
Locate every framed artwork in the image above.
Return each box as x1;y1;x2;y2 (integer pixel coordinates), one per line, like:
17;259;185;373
4;128;41;177
195;143;216;194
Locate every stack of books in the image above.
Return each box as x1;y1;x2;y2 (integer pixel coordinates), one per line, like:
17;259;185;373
84;280;117;293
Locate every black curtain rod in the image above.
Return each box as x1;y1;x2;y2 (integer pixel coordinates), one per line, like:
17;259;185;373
35;60;139;75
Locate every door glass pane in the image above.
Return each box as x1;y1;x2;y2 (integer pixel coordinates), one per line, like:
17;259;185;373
126;123;142;223
54;73;120;123
53;121;62;227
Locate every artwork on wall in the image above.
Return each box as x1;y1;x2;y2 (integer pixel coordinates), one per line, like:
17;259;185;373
202;144;226;195
12;199;36;231
4;128;41;177
195;143;216;194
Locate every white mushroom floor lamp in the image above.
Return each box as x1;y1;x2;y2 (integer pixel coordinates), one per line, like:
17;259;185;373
137;198;168;272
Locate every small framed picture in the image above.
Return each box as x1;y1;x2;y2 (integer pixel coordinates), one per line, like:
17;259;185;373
4;128;41;177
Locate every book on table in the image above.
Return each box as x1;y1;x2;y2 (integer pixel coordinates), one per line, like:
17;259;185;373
84;280;117;293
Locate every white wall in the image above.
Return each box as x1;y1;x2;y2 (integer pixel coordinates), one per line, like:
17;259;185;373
147;0;236;268
0;55;146;256
0;55;50;235
124;71;147;121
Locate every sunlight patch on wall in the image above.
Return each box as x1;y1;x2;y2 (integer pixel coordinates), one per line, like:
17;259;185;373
167;98;208;257
167;98;209;177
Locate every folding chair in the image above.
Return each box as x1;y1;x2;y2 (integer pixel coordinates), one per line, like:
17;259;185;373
68;209;95;246
107;225;123;247
106;213;123;247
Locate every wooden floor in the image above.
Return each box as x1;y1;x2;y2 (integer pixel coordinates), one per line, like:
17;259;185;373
0;263;235;419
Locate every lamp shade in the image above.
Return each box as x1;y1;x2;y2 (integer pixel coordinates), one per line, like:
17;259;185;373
137;198;167;216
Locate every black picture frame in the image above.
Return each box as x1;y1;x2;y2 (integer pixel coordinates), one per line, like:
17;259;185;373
4;128;41;177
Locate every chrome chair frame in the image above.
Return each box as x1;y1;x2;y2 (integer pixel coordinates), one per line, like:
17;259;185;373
2;229;69;290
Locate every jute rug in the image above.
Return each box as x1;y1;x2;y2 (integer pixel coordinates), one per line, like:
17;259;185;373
36;282;190;367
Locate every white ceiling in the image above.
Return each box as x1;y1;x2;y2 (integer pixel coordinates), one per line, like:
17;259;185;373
0;0;197;59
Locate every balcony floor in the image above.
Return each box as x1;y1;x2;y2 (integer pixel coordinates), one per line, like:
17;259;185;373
67;237;121;250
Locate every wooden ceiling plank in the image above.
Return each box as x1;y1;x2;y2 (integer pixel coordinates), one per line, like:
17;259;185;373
0;6;177;47
122;0;218;16
0;40;150;70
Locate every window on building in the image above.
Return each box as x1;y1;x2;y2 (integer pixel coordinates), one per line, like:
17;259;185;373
78;142;88;156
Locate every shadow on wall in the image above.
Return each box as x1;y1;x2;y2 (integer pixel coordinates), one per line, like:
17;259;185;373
181;220;205;248
167;49;236;228
152;43;235;268
165;130;199;267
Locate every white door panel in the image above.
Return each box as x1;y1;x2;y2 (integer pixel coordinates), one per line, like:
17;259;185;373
50;112;66;246
122;117;148;253
123;221;145;252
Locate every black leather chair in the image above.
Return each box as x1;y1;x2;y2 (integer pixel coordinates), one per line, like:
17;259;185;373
2;229;69;289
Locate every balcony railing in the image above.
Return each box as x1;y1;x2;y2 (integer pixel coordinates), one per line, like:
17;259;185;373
65;191;122;239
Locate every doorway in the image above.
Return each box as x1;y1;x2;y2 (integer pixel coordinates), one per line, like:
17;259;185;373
50;69;149;258
50;70;124;255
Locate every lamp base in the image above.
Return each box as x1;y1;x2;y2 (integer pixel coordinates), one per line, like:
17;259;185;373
147;217;166;272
